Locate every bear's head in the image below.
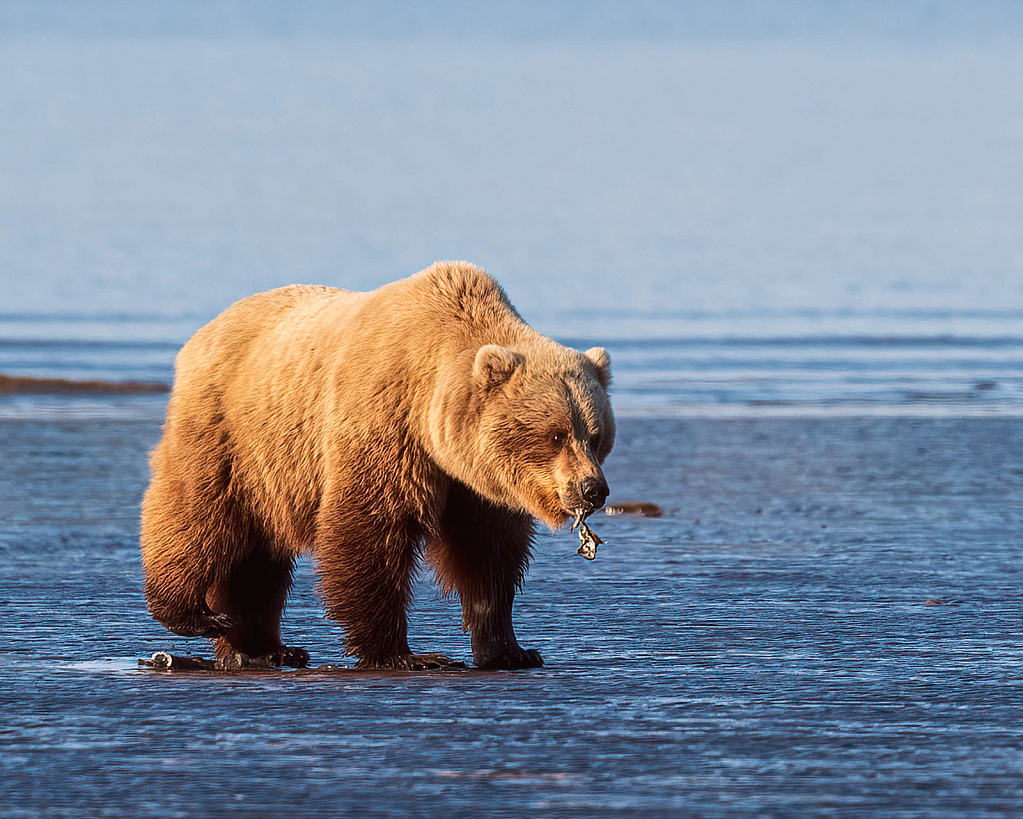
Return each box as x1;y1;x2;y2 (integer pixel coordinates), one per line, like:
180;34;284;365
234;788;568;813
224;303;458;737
429;341;615;528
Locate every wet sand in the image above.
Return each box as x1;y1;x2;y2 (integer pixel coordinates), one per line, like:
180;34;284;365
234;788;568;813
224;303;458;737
1;404;1020;817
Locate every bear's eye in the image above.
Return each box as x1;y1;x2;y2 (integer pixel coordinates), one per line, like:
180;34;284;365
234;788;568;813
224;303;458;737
550;431;567;448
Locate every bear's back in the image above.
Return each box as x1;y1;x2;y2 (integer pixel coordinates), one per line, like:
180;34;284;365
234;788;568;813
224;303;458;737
176;285;349;377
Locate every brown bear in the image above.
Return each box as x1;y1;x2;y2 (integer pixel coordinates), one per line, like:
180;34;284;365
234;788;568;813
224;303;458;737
140;261;614;670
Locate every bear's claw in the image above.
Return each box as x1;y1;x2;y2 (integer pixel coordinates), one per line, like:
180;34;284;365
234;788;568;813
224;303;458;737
356;653;467;671
475;647;544;670
203;612;236;637
274;645;311;668
216;645;310;670
163;610;235;639
141;652;218;670
141;646;309;671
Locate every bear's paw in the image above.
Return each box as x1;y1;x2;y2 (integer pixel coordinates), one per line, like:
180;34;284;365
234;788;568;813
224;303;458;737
475;646;544;671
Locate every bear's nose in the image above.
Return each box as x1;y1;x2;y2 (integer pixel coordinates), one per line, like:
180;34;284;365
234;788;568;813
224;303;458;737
580;477;609;509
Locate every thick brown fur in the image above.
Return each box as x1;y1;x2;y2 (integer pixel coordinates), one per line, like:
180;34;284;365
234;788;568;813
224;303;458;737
140;262;614;669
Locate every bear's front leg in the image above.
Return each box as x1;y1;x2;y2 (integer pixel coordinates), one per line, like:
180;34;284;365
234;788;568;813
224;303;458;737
464;593;543;671
431;484;543;671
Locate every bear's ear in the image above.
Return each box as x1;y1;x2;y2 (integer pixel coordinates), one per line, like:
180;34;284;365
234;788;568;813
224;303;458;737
474;345;524;388
584;346;612;389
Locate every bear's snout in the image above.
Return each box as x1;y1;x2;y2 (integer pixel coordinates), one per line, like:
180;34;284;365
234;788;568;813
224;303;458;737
580;476;609;510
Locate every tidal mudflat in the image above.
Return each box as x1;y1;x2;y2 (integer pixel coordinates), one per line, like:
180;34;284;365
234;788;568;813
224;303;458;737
1;403;1020;817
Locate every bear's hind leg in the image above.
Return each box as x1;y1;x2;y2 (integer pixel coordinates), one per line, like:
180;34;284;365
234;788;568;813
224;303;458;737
208;547;309;669
141;475;237;640
430;483;542;670
316;512;462;670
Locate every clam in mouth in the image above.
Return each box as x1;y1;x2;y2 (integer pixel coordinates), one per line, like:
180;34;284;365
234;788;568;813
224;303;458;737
570;508;605;560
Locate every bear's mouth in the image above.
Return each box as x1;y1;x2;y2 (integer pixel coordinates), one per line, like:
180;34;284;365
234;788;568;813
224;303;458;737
557;485;602;512
550;483;608;528
563;502;600;527
559;487;608;521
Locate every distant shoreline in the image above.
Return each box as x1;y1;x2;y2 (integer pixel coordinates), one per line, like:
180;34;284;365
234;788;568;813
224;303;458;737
0;373;169;395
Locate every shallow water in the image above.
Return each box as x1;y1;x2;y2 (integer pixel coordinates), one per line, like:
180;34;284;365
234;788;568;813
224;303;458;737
2;411;1022;817
3;2;1023;816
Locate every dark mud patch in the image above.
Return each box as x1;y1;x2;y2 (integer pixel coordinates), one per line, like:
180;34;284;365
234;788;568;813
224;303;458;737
604;501;663;517
0;373;169;395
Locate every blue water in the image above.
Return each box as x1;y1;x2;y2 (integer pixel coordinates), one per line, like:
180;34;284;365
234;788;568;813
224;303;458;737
2;3;1023;816
2;1;1023;417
